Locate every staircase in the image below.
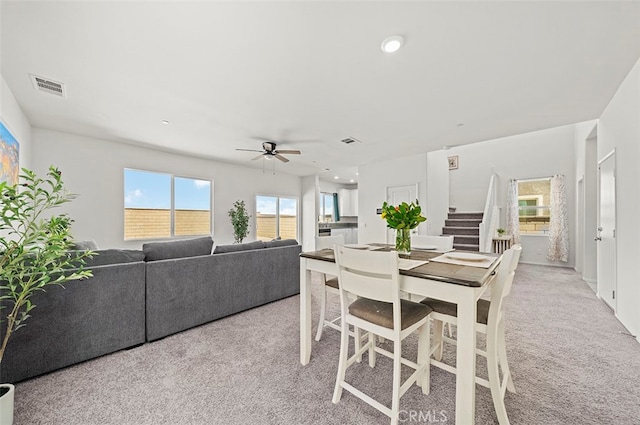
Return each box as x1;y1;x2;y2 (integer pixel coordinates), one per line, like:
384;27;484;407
442;211;483;251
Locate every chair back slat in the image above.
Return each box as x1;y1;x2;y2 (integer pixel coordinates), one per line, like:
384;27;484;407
334;246;400;305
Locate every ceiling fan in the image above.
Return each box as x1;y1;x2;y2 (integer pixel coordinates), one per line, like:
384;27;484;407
236;141;301;163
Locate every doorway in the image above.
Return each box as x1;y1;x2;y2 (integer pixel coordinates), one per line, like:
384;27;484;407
597;150;616;310
385;183;418;244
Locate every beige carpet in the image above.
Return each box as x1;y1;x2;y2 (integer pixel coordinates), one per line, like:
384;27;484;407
12;264;640;424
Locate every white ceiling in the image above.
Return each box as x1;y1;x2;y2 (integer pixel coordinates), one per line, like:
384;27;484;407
2;1;640;184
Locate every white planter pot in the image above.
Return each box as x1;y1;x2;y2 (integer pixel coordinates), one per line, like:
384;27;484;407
0;384;14;425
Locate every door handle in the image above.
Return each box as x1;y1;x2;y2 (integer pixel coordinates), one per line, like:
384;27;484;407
594;237;602;241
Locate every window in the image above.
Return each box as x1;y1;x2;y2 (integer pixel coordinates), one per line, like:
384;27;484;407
124;169;212;240
255;195;298;241
517;178;550;235
320;192;334;222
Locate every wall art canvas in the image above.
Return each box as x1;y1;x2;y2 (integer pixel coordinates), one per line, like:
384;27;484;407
0;120;19;184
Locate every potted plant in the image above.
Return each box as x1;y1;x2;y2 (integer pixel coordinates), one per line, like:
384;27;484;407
496;228;506;237
228;200;251;244
380;200;427;255
0;167;93;425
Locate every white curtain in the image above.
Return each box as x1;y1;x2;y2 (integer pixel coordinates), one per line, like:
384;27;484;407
506;179;520;244
548;174;569;262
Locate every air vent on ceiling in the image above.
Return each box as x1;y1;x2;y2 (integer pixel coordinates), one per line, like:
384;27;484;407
341;137;361;144
30;74;66;97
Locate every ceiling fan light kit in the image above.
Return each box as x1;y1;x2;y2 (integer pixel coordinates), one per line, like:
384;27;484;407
236;140;301;163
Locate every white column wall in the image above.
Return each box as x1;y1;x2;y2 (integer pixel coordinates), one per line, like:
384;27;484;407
598;56;640;338
426;150;450;236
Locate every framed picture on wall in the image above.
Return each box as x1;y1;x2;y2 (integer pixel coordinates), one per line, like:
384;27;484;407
448;155;458;170
0;119;20;184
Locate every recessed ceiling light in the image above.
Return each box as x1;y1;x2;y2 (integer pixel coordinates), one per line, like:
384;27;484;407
334;176;339;180
162;120;170;125
381;35;404;53
350;179;355;183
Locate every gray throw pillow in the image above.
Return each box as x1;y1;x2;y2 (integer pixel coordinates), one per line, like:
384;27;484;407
76;249;145;268
213;240;266;254
264;239;298;248
70;240;99;250
143;236;214;261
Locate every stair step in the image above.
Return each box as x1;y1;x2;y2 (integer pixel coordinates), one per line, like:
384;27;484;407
453;235;479;245
442;227;479;236
445;219;482;227
448;212;483;220
453;243;480;252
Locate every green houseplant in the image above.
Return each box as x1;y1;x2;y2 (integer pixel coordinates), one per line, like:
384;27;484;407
0;167;93;425
380;200;427;254
228;200;251;244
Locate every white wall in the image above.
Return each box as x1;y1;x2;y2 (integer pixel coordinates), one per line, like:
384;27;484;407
358;153;427;244
0;75;31;169
301;175;318;252
31;128;302;249
573;120;598;284
448;125;576;267
426;150;450;236
598;56;640;338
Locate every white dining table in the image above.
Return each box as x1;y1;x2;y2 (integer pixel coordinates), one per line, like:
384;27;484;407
299;245;500;425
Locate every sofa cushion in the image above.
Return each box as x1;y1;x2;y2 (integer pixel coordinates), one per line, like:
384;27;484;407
78;249;145;268
264;239;299;248
143;236;214;261
213;240;265;254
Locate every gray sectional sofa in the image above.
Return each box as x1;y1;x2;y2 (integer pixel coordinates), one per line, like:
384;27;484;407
0;249;147;383
0;237;301;383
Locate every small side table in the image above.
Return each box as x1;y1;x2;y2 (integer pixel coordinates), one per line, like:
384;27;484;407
492;235;513;254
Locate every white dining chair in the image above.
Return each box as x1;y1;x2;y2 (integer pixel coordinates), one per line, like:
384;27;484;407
332;246;433;425
314;234;345;341
411;235;454;251
421;244;522;425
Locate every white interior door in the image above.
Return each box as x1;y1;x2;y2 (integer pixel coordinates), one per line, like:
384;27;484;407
386;184;418;244
597;152;616;309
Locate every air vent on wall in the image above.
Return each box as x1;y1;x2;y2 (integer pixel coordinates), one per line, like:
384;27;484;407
30;74;66;97
341;137;361;144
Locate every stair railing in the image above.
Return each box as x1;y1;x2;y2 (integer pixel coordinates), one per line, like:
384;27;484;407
479;172;499;252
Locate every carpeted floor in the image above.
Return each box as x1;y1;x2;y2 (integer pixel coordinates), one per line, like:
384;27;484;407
12;264;640;424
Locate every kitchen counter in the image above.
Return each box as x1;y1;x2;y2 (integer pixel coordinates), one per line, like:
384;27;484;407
318;222;358;229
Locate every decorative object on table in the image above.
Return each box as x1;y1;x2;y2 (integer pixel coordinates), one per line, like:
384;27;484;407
380;200;426;255
448;155;458;170
496;228;506;236
0;166;94;425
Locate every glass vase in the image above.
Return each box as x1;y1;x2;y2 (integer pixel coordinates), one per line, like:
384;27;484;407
395;228;411;256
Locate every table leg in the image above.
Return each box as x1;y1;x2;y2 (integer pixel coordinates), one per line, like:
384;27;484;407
455;290;477;425
300;258;312;365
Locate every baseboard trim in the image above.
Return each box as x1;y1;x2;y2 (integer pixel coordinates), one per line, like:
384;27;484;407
582;277;597;285
518;260;573;268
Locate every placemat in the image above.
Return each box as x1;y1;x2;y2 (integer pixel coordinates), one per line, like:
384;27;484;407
398;258;429;270
429;253;494;268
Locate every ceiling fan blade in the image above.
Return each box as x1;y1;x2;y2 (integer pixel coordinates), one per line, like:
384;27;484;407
251;154;264;161
276;150;301;155
274;154;289;163
236;148;263;152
